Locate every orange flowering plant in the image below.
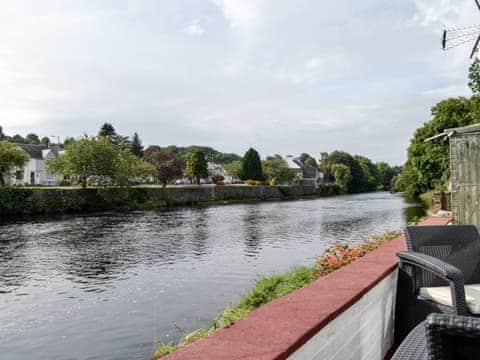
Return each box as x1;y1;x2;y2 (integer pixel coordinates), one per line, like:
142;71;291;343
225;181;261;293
314;232;399;278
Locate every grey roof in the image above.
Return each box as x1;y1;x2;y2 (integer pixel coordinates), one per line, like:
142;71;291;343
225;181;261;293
424;123;480;142
17;144;47;159
446;123;480;135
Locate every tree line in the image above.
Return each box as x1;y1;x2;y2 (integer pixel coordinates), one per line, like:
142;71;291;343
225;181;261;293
0;122;397;192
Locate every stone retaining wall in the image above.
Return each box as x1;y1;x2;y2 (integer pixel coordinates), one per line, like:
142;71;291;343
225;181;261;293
0;184;339;216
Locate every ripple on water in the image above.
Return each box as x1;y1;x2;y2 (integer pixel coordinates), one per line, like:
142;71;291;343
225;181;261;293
0;192;423;360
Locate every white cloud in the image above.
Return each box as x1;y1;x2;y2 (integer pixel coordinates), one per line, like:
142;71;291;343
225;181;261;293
212;0;260;28
0;0;478;164
185;21;205;36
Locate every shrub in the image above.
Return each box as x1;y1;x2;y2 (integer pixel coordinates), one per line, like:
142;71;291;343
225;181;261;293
245;179;256;186
314;232;400;277
211;174;225;184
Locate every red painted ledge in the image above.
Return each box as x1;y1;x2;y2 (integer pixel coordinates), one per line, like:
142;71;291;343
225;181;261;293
164;217;452;360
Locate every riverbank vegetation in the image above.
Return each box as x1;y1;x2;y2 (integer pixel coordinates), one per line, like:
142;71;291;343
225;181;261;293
320;151;399;194
0;141;29;186
151;231;400;359
392;60;480;200
47;137;154;188
1;121;399;194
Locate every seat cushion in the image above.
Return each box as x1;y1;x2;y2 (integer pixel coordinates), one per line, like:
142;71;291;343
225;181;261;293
419;284;480;314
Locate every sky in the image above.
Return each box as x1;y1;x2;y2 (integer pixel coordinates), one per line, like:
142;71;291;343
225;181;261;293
0;0;478;164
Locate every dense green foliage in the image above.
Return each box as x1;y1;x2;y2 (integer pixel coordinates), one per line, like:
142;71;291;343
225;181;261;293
223;160;242;178
240;148;264;181
130;132;144;157
186;150;208;184
0;187;174;216
321;150;397;193
0;141;29;186
47;137;153;187
394;60;480;198
98;122;130;147
144;145;241;165
331;163;352;193
299;153;318;167
262;155;297;185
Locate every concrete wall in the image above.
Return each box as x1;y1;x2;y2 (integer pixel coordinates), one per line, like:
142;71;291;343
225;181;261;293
289;271;397;360
163;217;452;360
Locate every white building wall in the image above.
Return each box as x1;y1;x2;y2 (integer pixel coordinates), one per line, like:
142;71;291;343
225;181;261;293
289;270;397;360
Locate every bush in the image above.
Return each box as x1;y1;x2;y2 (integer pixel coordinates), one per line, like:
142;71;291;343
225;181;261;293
0;187;35;215
245;179;256;186
211;174;225;184
314;232;400;277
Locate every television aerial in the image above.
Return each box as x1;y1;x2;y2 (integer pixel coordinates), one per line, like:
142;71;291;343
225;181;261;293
442;0;480;59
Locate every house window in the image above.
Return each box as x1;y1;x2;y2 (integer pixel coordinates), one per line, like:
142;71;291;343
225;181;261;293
15;170;23;180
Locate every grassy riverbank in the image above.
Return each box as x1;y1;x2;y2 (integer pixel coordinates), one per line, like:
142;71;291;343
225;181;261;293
151;231;400;359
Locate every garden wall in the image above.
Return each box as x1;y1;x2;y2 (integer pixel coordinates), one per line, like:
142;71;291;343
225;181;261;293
0;184;339;216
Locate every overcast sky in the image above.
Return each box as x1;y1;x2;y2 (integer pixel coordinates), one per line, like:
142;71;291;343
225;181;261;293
0;0;478;164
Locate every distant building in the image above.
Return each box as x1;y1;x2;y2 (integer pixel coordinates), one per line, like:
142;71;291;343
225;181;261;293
285;155;323;188
207;162;225;177
8;144;63;186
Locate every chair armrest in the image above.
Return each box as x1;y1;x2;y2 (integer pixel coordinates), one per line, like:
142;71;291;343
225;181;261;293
426;313;480;359
397;251;468;315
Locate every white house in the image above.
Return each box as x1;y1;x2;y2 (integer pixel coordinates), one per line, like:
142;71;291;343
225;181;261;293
8;144;64;186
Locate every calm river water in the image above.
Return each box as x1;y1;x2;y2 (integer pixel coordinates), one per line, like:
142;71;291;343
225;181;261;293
0;192;423;360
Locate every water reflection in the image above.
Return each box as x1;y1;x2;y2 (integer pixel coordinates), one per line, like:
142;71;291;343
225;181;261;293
0;192;422;360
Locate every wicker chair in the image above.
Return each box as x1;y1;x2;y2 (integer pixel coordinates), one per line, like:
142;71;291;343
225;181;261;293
393;313;480;360
395;225;480;345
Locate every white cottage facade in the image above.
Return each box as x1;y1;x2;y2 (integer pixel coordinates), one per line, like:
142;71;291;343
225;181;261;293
8;144;63;186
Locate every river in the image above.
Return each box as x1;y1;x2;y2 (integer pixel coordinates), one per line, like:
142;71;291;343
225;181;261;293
0;192;424;360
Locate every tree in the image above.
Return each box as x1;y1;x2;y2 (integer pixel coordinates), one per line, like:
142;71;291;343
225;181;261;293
130;132;144;157
223;160;242;179
262;156;296;185
98;122;117;138
98;122;129;147
323;151;363;193
25;133;40;145
41;137;50;147
331;163;352;194
376;162;396;191
186;150;208;185
152;150;185;186
354;155;377;192
0;126;5;141
0;141;29;186
47;137;151;188
240;148;264;181
299;153;318;168
469;59;480;95
11;134;25;143
63;137;75;147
